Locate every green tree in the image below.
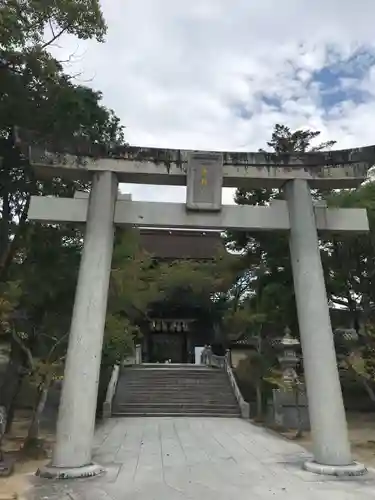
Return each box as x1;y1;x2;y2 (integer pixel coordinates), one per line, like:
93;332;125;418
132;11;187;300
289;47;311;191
19;334;66;456
226;124;337;333
320;183;375;406
108;230;233;347
0;0;121;283
0;0;124;411
0;3;125;424
322;183;375;327
339;327;375;406
108;229;160;328
0;0;106;62
0;224;82;431
222;270;283;419
154;250;235;348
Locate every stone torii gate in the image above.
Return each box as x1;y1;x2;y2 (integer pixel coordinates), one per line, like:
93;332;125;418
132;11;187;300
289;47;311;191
27;145;374;479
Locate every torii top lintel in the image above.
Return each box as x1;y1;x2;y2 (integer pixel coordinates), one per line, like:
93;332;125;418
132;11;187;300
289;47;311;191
28;143;375;189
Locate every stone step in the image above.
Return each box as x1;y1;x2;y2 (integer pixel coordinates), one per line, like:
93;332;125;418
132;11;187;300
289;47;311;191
127;376;226;378
121;386;229;391
120;372;227;380
120;375;228;381
120;367;225;374
119;386;230;391
113;406;239;415
113;366;240;418
120;380;232;391
117;391;235;401
117;384;231;390
121;367;219;370
121;379;228;385
116;388;234;393
116;398;237;402
117;381;233;386
116;397;236;402
112;411;240;417
124;364;215;370
117;401;239;407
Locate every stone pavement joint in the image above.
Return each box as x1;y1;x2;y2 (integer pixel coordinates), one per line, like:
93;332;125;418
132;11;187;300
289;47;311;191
25;417;375;499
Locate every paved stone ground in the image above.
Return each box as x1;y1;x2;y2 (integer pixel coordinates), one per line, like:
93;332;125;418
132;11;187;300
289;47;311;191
26;417;375;499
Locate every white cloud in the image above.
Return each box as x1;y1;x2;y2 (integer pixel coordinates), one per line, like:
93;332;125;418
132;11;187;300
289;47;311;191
48;0;375;203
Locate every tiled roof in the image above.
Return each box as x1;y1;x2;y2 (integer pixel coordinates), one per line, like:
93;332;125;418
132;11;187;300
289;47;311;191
231;328;357;349
232;334;257;346
334;328;358;342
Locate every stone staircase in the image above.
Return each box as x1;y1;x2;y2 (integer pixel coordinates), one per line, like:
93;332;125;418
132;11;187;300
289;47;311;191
112;364;241;417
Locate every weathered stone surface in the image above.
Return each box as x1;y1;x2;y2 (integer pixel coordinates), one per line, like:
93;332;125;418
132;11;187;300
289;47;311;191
267;388;310;431
25;417;375;500
28;144;373;188
28;142;375;168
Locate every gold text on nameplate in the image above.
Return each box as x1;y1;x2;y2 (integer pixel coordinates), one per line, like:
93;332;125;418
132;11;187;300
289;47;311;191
201;167;208;185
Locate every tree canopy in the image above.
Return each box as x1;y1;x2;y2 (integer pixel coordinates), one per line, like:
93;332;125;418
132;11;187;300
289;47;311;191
0;0;125;430
225;124;338;338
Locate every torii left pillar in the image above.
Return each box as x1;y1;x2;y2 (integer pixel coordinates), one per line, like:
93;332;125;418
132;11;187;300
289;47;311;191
38;171;118;479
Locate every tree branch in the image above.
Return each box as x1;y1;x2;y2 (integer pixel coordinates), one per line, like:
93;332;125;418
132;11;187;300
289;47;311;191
47;331;69;362
40;24;71;51
11;329;33;371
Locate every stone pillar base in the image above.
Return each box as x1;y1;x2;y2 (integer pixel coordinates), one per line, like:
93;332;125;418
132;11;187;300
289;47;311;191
303;460;367;477
36;462;105;480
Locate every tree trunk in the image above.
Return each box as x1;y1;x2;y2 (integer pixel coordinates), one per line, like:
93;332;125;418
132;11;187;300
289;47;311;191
24;379;50;449
361;378;375;405
0;192;31;283
294;387;303;439
256;382;263;420
0;345;25;432
255;328;264;421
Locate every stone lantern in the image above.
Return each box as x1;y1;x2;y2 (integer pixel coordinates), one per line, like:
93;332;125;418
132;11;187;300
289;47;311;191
267;327;310;431
277;327;301;387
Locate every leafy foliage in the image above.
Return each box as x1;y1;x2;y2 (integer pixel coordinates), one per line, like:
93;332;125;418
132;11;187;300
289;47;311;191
109;229;160;324
0;281;21;333
108;230;234;353
0;0;106;56
155;252;232;313
339;325;375;405
102;315;139;367
0;0;126;435
322;183;375;321
225;124;338;335
262;123;336;154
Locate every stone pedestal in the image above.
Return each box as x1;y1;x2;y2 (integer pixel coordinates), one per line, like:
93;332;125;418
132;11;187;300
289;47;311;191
267;387;310;431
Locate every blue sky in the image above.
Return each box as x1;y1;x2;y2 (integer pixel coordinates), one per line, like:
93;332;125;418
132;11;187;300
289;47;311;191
313;49;375;110
50;0;375;202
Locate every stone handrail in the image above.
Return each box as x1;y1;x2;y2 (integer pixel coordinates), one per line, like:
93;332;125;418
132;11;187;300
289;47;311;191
102;364;120;420
201;346;226;368
135;344;142;364
123;344;142;366
201;347;250;419
225;354;250;419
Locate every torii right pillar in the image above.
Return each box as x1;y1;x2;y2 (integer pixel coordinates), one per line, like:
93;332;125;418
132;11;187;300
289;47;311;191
285;179;366;476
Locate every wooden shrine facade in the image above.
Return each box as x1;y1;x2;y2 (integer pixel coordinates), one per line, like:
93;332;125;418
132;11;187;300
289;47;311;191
138;228;223;363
